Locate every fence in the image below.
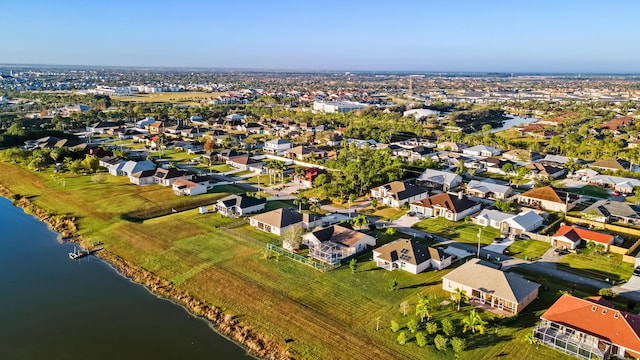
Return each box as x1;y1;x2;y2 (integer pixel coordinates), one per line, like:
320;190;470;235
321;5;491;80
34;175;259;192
523;231;552;243
266;243;339;272
564;215;640;263
565;216;640;237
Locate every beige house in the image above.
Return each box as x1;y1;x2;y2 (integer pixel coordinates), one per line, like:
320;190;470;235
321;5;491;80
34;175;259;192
303;225;376;265
442;258;540;315
518;186;580;213
373;239;452;274
249;208;320;236
172;179;207;196
370;181;429;208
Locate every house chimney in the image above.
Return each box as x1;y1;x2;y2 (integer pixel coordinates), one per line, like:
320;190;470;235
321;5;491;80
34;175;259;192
458;191;463;200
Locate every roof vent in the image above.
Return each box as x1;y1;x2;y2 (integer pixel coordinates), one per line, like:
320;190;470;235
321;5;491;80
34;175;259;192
602;309;608;315
614;312;620;319
591;305;597;312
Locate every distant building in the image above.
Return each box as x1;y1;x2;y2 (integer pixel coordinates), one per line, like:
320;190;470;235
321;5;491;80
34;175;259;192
313;101;370;113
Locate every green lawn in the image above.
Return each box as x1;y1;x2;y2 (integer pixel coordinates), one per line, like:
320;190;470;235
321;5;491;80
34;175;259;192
412;217;501;245
265;199;297;211
365;206;407;221
209;163;235;173
0;159;577;360
559;251;633;283
505;239;550;260
563;185;609;199
244;174;275;186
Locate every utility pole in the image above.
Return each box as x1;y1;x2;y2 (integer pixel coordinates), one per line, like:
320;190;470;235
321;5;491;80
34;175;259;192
477;227;482;258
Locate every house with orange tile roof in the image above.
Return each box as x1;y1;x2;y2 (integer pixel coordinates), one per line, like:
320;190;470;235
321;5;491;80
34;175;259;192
517;186;580;213
551;225;617;250
534;294;640;360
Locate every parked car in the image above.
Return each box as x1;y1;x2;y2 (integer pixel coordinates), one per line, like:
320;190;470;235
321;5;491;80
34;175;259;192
493;237;504;243
407;211;416;217
634;267;640;276
613;190;621;196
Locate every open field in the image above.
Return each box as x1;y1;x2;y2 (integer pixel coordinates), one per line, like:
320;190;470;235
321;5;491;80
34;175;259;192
0;160;575;359
113;91;225;105
412;217;501;246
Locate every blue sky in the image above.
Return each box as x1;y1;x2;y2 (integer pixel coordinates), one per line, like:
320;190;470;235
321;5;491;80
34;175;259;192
2;0;639;72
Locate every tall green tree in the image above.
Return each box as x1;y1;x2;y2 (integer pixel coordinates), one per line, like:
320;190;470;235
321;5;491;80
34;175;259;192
453;288;469;312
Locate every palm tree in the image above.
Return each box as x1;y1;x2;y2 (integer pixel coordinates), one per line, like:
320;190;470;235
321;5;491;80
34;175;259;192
524;332;538;345
452;288;469;312
461;309;487;334
374;316;382;331
294;193;307;212
415;298;431;322
309;201;322;213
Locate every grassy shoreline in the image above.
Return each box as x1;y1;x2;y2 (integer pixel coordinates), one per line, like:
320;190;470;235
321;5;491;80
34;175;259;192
0;161;573;359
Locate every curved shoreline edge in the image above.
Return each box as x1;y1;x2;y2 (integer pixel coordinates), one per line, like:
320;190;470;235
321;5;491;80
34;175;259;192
0;184;290;360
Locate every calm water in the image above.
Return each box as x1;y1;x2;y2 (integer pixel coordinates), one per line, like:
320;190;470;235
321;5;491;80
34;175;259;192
491;115;538;133
0;197;251;360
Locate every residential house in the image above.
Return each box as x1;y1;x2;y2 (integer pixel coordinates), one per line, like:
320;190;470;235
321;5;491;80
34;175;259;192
226;154;264;171
502;149;541;162
181;127;208;138
463;145;502;157
442;258;540;315
573;168;599;182
410;193;481;222
373;239;452;274
474;209;516;232
587;175;640;194
325;133;343;147
395;145;433;162
370;181;429;208
99;156;126;176
172;179;207;196
86;121;120;134
466;179;513;200
503;210;545;234
518;186;580;213
436;142;466;152
589;159;630;172
129;169;156;186
283;146;327;161
601;115;634;133
164;124;188;135
263;139;291;155
583;199;640;225
153;168;192;186
215;194;267;217
416;169;463;192
249;208;321;236
551;225;617;250
293;167;327;188
534;294;640;360
525;163;566;179
148;121;164;133
303;225;376;264
120;160;156;177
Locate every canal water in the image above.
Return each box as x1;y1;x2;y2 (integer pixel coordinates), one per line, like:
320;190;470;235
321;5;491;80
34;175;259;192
491;115;538;133
0;197;251;359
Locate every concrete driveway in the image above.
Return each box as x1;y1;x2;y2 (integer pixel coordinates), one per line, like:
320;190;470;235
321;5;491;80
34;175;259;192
393;214;421;228
483;240;513;254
